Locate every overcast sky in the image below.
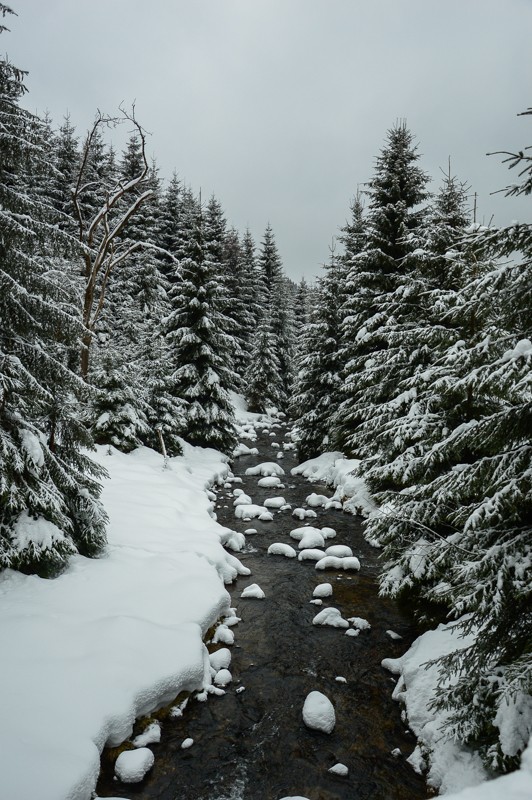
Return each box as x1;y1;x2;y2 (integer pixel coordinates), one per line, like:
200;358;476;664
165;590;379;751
6;0;532;280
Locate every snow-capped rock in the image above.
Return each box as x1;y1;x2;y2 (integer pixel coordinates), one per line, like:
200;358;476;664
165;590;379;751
241;583;265;599
302;691;336;733
268;543;297;558
312;607;349;628
115;748;154;783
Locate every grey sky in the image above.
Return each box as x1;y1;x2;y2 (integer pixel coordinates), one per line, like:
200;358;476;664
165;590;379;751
7;0;532;280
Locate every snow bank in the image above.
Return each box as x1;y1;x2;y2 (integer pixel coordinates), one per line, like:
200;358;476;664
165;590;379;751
291;452;375;516
0;443;249;800
383;621;488;794
441;736;532;800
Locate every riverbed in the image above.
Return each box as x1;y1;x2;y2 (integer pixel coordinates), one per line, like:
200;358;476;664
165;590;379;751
97;423;428;800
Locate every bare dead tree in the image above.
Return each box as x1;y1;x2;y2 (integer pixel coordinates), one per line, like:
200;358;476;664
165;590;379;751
72;107;153;379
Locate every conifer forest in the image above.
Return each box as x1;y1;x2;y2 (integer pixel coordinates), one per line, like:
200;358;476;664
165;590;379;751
1;3;531;799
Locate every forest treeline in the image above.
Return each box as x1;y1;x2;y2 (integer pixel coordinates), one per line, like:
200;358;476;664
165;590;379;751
291;122;532;773
1;2;530;780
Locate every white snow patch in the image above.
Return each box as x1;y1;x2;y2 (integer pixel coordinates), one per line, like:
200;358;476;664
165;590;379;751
132;722;161;748
313;583;333;598
328;763;348;776
305;492;330;507
325;545;353;558
115;748;154;783
312;607;349;628
298;549;326;562
264;496;286;509
240;583;265;599
302;691;336;733
245;462;285;477
257;475;282;488
268;543;298;558
181;737;194;749
0;443;252;800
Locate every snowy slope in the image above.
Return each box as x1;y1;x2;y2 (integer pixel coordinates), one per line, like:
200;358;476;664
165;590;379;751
0;443;248;800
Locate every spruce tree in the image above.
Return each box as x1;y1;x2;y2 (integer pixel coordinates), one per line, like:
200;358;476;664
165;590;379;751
365;126;532;771
0;7;106;575
332;123;429;454
291;252;343;460
163;198;237;454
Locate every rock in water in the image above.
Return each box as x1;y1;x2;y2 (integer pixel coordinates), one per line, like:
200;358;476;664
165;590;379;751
115;747;154;783
302;690;336;733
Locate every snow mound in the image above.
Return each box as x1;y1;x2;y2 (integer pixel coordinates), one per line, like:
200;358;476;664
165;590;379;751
233;493;252;506
302;691;336;733
315;555;361;571
298;549;326;562
209;648;232;671
298;530;326;549
312;607;349;628
233;443;259;457
115;748;154;783
268;543;297;558
132;722;161;747
291;452;344;481
289;525;320;541
258;511;274;522
212;624;235;645
292;507;318;520
214;668;232;686
386;629;403;640
257;476;282;488
234;504;268;519
313;583;333;598
325;545;353;558
245;462;285;477
348;616;371;631
241;583;265;599
329;763;348;776
181;737;194;749
305;493;330;507
264;496;286;509
321;526;336;539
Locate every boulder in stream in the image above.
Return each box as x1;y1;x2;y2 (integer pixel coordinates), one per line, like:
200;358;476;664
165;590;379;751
302;690;336;733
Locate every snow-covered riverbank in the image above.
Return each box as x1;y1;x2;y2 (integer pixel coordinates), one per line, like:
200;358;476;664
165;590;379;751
0;441;250;800
294;450;532;799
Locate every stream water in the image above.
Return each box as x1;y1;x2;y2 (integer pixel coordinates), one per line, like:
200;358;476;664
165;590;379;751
97;424;429;800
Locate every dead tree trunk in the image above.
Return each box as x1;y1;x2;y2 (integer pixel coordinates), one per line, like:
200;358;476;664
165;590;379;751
72;108;153;380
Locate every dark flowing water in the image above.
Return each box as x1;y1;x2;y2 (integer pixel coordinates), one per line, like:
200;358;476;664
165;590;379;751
97;426;429;800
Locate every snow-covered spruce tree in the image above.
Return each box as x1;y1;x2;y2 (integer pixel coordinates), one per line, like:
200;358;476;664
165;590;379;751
0;7;106;575
163;197;237;454
256;224;293;407
291;251;343;460
221;227;256;384
244;311;283;413
204;196;243;393
331;123;429;455
359;169;474;485
366;127;532;771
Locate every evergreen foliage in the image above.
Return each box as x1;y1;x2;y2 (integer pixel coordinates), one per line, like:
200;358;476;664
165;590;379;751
0;8;107;575
163;198;237;454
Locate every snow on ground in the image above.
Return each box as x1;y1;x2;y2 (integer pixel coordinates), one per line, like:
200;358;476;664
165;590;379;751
240;583;266;599
114;747;154;783
0;442;250;800
302;691;336;733
291;452;375;516
313;583;333;598
312;607;349;628
245;462;286;478
382;621;488;795
385;622;532;799
268;543;298;558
